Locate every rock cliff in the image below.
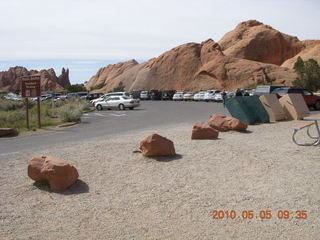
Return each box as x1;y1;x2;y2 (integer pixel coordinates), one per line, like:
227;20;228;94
0;67;70;93
218;20;304;66
86;38;297;92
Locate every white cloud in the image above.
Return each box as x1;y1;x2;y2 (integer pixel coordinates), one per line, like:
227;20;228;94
1;0;319;60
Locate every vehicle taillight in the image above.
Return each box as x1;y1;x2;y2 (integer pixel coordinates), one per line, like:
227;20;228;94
130;100;134;103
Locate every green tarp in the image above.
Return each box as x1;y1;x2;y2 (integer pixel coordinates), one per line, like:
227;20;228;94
225;96;270;125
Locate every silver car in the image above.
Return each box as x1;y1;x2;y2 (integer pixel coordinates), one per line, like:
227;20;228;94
183;92;195;101
172;92;184;101
95;96;140;111
193;92;206;101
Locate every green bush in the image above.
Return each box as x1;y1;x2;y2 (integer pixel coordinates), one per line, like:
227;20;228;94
81;101;92;112
59;106;82;122
0;100;24;111
293;57;320;91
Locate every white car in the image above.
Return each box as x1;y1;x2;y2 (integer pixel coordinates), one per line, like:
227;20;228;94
183;92;195;101
193;92;206;101
204;90;220;102
91;92;129;105
140;91;150;100
172;92;184;101
214;92;223;102
95;96;140;111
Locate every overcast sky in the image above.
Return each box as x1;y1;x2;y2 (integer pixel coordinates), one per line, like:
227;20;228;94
1;0;319;83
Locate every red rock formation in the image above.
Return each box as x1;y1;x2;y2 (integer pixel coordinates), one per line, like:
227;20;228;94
0;66;70;93
218;20;304;65
85;59;138;91
281;41;320;68
86;20;320;92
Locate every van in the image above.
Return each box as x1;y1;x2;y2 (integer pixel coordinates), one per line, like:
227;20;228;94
253;85;283;96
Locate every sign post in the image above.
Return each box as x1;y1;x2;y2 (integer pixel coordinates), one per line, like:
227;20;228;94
21;75;41;129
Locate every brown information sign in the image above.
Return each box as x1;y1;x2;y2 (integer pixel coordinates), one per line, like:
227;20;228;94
21;75;41;98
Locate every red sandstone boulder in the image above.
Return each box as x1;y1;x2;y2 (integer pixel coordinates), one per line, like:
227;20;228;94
191;122;219;139
139;133;176;157
208;114;247;132
28;155;79;191
0;128;18;137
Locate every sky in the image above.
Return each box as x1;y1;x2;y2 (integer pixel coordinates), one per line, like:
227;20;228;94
1;0;319;84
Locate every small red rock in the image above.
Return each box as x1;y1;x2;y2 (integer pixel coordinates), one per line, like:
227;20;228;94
28;155;79;191
208;114;247;132
139;133;176;157
191;122;219;139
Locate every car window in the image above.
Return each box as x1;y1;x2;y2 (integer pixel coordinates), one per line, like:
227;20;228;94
122;96;130;99
303;90;312;96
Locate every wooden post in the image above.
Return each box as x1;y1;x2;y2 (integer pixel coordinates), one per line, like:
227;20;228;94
37;97;41;128
26;98;30;130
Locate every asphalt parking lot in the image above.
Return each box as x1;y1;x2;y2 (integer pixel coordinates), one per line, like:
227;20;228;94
0;101;229;154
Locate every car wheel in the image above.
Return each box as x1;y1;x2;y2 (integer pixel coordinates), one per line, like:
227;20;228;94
96;104;103;111
314;100;320;110
118;104;125;110
129;107;134;110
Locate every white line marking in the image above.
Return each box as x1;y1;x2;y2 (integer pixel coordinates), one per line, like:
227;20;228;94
94;113;104;117
109;113;126;117
0;151;19;156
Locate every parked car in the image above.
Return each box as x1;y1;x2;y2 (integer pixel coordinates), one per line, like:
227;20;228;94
129;90;142;99
183;92;195;101
95;96;140;111
161;90;176;100
76;92;88;98
150;90;162;100
193;92;206;101
40;94;53;101
140;91;150;100
226;91;235;98
91;92;130;104
271;87;320;110
172;92;184;101
66;93;78;99
214;92;224;102
204;90;220;102
84;93;104;101
4;92;22;101
253;85;283;96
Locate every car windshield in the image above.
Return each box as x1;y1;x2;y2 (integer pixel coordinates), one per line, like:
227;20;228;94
122;96;131;99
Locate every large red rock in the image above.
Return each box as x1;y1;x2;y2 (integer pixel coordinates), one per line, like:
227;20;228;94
85;59;139;91
139;134;176;157
218;20;304;65
85;20;320;92
208;114;247;132
86;39;297;92
191;122;219;139
0;66;70;93
281;41;320;68
28;155;79;191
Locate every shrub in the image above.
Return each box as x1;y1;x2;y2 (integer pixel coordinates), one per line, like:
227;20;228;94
293;57;320;91
81;101;92;112
59;106;82;122
0;100;24;111
112;82;125;92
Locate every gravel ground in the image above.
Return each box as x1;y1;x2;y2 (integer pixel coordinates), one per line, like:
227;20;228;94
1;121;319;240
